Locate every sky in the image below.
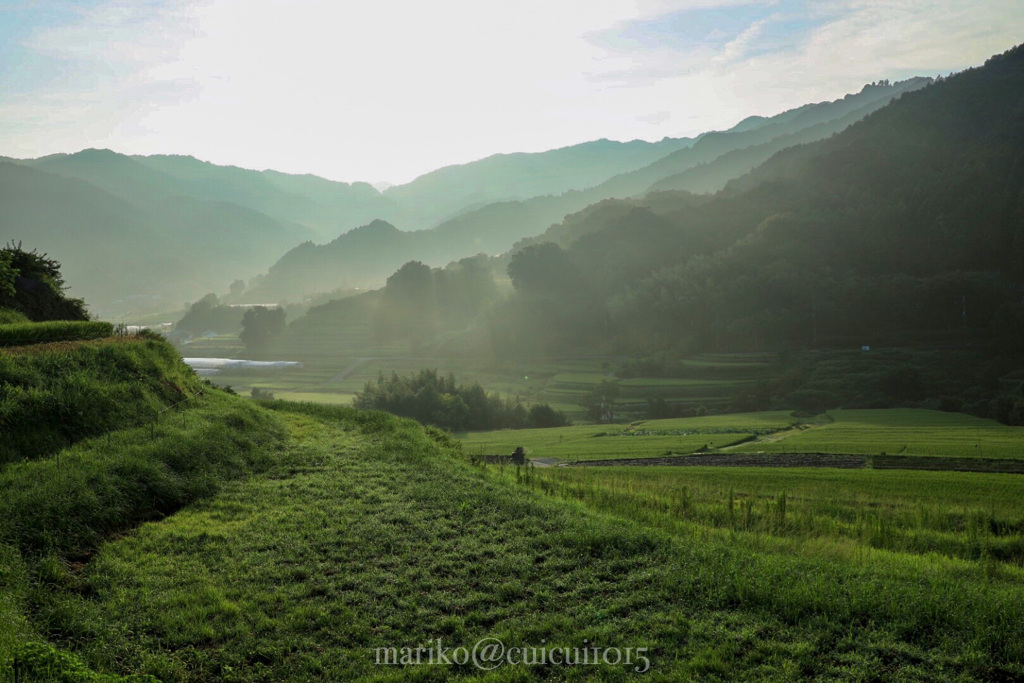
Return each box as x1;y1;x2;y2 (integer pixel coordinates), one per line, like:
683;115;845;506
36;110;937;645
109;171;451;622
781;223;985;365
0;0;1022;185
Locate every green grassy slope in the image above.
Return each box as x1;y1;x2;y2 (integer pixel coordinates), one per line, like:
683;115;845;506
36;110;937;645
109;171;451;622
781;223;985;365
28;403;1021;681
0;337;204;465
0;337;287;681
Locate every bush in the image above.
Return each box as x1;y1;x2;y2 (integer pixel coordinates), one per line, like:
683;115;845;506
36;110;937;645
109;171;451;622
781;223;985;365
0;243;88;321
0;308;28;324
527;403;570;428
354;369;568;431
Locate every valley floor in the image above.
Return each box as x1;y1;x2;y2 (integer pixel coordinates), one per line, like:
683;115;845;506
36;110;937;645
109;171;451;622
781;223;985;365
17;403;1023;681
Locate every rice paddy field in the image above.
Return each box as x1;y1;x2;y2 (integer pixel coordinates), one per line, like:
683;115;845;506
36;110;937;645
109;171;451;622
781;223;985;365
731;409;1024;459
460;412;799;462
527;465;1024;564
458;408;1024;464
178;329;773;420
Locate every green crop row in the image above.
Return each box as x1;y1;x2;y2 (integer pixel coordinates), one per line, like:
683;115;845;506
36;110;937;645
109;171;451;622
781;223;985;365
0;320;114;347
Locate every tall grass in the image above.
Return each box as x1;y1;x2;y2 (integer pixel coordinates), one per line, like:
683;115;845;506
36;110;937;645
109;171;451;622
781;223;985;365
0;309;29;325
530;466;1024;564
0;320;113;347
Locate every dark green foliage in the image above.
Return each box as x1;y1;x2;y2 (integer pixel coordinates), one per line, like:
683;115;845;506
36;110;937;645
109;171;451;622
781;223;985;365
0;337;202;464
491;46;1024;362
0;244;88;322
174;293;243;335
371;256;499;345
527;403;570;428
579;379;620;422
490;243;607;355
773;348;1022;420
0;321;113;347
238;306;286;349
0;252;15;299
354;368;568;431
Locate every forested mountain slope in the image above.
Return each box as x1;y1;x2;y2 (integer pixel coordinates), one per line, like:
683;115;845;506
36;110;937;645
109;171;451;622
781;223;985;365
254;80;926;300
498;46;1024;355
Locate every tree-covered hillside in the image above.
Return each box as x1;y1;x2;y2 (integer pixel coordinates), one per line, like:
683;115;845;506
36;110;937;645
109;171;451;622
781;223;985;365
495;45;1024;357
255;79;926;301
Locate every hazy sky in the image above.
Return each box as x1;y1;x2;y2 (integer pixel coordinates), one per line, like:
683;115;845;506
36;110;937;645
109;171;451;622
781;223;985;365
1;0;1021;184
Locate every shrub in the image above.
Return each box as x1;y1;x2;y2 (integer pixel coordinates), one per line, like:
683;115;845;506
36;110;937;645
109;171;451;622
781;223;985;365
0;309;28;324
0;243;88;321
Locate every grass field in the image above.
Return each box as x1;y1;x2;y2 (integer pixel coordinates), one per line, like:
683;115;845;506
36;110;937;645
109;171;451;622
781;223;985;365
459;408;1024;464
460;412;799;462
7;402;1017;681
530;466;1024;564
732;409;1024;459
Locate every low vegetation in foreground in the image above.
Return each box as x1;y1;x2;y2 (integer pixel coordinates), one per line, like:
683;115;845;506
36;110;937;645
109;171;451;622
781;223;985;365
0;336;287;681
0;399;1017;681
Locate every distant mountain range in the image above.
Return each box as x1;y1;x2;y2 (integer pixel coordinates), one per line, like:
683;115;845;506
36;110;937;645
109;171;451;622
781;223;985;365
1;76;930;313
256;77;930;301
491;45;1024;355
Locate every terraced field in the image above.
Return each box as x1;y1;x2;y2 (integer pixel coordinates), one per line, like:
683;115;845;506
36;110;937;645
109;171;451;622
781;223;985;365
459;412;799;462
176;327;775;419
731;409;1024;459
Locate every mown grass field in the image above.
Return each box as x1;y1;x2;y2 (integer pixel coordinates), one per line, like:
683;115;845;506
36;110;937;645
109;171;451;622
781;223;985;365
459;412;798;462
732;409;1024;459
9;402;1019;681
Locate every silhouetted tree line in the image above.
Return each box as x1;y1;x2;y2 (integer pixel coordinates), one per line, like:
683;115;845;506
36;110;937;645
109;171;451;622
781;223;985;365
485;45;1024;358
372;255;498;346
354;369;569;432
176;293;244;334
240;306;286;349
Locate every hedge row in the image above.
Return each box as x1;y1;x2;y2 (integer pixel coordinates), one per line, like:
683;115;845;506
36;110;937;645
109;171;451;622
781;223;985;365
0;320;114;347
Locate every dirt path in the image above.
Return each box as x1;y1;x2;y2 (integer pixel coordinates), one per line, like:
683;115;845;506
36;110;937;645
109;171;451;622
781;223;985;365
531;458;562;468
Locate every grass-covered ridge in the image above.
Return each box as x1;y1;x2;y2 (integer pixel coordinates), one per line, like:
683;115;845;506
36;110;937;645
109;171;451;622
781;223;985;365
0;336;202;465
20;401;1020;681
0;320;113;348
0;336;288;681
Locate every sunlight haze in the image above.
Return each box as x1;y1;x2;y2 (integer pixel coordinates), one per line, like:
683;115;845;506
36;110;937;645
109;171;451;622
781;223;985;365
1;0;1021;183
